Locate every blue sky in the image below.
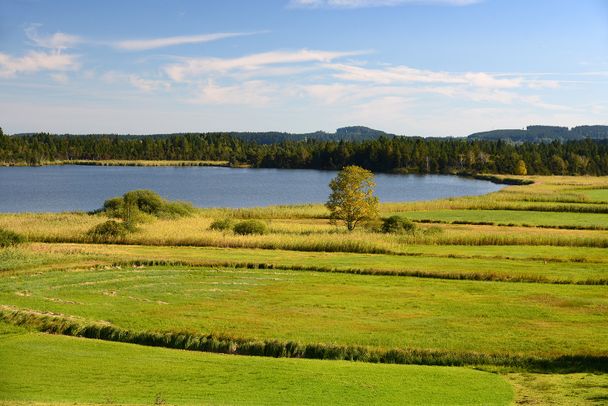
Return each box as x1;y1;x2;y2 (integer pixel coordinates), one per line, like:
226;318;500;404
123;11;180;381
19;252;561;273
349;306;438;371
1;0;607;136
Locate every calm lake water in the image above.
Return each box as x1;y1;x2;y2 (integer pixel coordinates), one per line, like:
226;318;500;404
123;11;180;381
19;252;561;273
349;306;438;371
0;166;502;212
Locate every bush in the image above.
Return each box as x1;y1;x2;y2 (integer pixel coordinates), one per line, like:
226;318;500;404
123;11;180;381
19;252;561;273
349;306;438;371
381;216;417;234
209;218;234;231
363;218;383;233
158;201;196;219
422;226;443;236
0;228;25;247
87;220;128;242
233;220;268;235
102;197;124;217
100;190;194;225
123;190;164;215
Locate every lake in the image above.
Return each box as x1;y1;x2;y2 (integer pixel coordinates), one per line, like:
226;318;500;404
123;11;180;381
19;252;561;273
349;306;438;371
0;165;502;212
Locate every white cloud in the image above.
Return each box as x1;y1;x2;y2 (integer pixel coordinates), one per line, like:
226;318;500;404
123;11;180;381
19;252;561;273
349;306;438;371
128;75;171;92
0;51;80;78
327;63;525;89
192;80;278;105
113;32;259;51
25;24;82;50
164;49;366;82
289;0;480;8
101;70;170;92
50;73;69;84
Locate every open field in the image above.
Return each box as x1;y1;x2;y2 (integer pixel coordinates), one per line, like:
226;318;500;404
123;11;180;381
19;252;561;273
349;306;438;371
2;265;607;359
4;242;608;284
0;324;513;405
403;209;608;229
1;175;607;404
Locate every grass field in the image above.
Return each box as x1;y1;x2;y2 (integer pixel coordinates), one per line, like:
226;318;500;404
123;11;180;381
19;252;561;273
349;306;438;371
1;175;607;404
2;265;607;358
403;209;608;228
0;324;513;405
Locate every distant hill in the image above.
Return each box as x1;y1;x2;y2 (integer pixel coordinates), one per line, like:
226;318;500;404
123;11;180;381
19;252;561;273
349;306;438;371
468;125;608;143
10;126;394;144
223;126;392;144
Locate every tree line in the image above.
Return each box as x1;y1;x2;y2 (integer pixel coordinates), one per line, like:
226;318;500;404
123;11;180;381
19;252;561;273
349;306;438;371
1;131;608;175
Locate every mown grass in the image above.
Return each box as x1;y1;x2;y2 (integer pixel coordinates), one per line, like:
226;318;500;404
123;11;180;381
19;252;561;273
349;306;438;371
402;209;608;229
505;372;608;405
580;188;608;203
33;241;608;265
12;242;608;285
0;323;513;406
3;308;605;373
1;266;606;360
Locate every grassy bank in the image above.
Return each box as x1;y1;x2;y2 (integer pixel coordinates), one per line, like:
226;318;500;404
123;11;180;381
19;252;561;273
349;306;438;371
1;159;231;167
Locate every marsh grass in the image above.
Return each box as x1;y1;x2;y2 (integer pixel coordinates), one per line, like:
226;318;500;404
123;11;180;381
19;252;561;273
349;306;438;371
3;211;608;251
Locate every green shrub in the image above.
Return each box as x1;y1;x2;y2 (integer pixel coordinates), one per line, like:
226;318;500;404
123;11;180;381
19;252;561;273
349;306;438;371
0;228;25;247
363;218;383;233
87;220;129;242
102;197;124;217
158;201;196;219
123;190;164;215
233;220;268;235
381;216;417;234
422;226;443;236
101;190;194;223
209;218;235;231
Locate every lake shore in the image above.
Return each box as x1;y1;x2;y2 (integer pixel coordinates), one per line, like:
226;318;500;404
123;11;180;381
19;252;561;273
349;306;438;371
0;159;235;167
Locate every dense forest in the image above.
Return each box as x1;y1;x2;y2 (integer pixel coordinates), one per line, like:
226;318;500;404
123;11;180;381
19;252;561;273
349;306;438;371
468;125;608;143
2;127;608;176
11;126;389;145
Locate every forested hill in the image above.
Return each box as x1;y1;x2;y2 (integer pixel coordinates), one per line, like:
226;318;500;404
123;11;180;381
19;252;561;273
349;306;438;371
468;125;608;143
11;126;392;144
229;126;392;144
2;129;608;176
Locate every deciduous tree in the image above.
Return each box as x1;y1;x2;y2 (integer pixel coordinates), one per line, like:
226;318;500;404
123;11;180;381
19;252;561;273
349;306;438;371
326;165;379;231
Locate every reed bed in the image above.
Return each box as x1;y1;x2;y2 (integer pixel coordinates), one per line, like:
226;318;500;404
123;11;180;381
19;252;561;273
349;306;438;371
4;210;608;251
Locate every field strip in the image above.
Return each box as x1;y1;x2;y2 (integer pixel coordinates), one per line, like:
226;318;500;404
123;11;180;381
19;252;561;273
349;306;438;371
1;305;606;373
22;242;608;285
0;323;514;406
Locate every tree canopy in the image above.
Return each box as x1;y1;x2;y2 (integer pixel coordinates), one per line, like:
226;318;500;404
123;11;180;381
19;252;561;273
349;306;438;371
326;165;379;231
2;132;608;176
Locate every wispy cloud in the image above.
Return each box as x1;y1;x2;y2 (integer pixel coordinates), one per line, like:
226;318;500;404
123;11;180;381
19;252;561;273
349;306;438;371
164;49;367;82
325;63;559;90
113;32;261;51
101;70;171;92
25;24;82;51
0;24;81;78
289;0;480;9
193;80;279;105
0;51;80;78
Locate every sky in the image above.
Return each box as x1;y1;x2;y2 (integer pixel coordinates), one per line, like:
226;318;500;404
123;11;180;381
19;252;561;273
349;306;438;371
0;0;607;136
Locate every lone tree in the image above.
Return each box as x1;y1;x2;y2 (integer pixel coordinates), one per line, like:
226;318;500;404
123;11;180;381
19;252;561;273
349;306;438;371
515;159;528;176
326;165;379;231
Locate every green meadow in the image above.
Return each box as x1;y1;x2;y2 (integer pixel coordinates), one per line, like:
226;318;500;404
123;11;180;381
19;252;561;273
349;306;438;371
0;325;513;405
1;175;607;404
